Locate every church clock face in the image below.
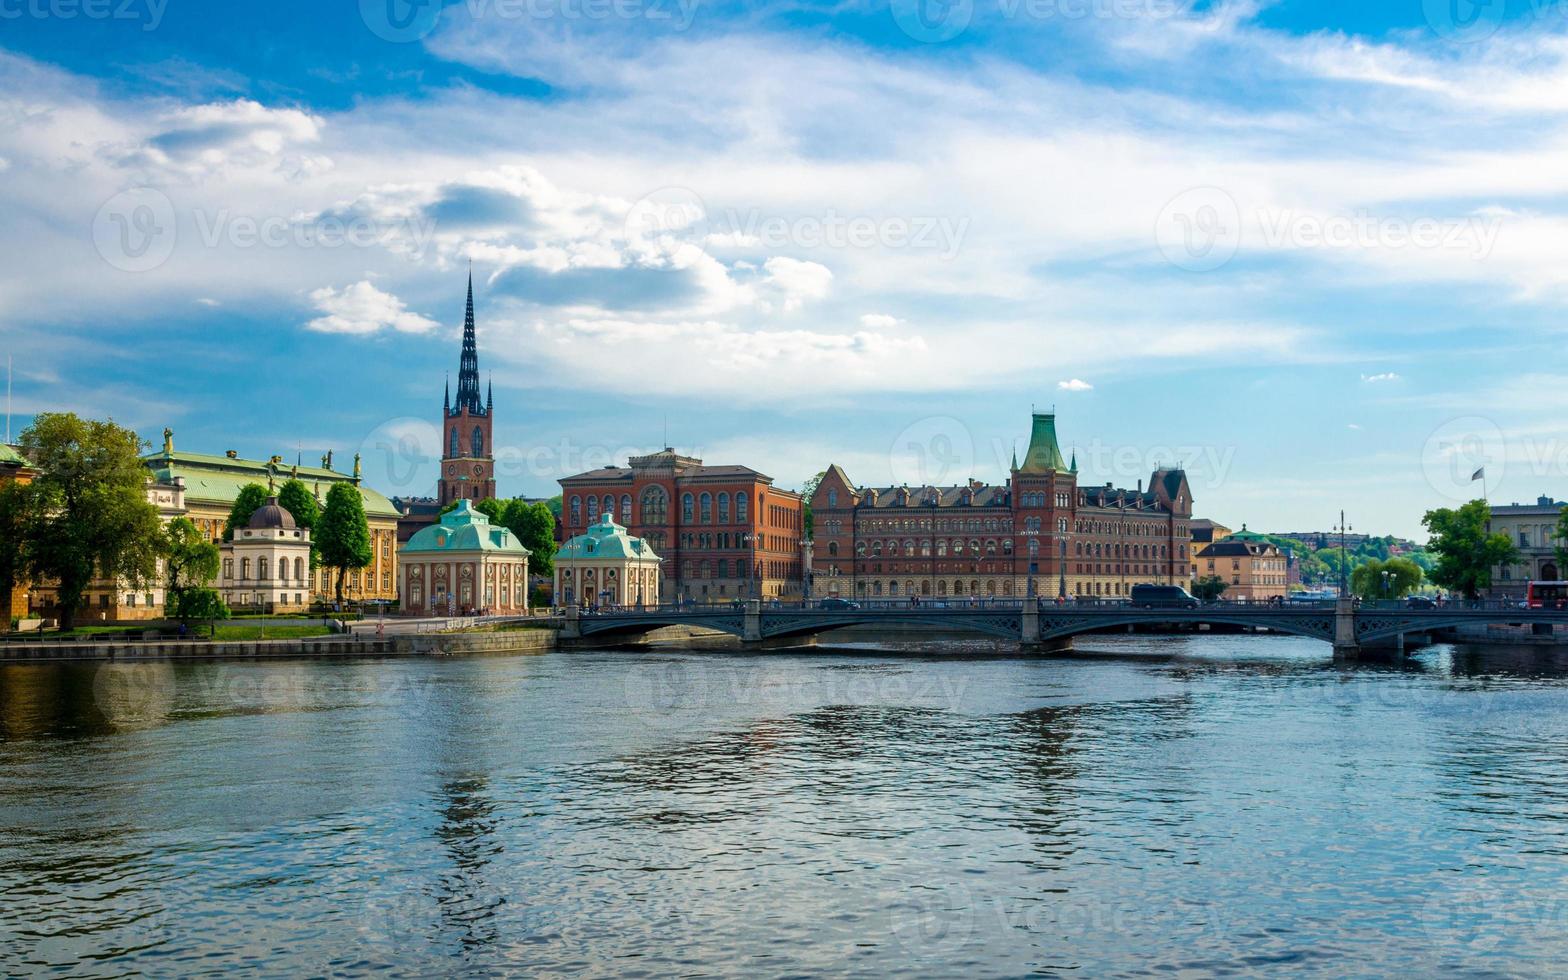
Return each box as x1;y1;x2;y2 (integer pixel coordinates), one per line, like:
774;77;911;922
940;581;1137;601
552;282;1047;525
473;464;483;476
447;464;456;476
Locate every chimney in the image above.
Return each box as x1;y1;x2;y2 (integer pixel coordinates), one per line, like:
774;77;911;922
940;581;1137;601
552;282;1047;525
225;450;238;459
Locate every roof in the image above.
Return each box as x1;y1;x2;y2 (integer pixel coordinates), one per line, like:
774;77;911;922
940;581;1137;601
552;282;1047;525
1226;525;1269;543
1017;413;1069;475
560;448;776;487
0;444;27;469
556;513;662;562
249;497;296;530
401;500;531;555
143;449;400;519
1197;539;1281;558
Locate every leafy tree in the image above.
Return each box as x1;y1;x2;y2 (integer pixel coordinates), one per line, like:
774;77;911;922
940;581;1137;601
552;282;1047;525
1556;505;1568;572
545;495;562;520
317;483;373;607
162;516;224;626
0;481;31;632
1422;500;1518;600
172;588;230;635
800;471;825;540
1349;557;1424;600
276;478;321;567
19;413;163;630
223;483;270;541
1192;575;1228;603
504;499;557;579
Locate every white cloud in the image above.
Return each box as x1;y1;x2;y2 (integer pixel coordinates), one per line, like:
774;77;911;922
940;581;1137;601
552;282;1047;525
305;281;439;336
860;313;901;329
760;257;832;312
1057;378;1094;392
1362;372;1401;383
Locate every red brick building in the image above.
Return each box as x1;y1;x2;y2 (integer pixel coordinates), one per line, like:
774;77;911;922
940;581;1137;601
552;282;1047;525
810;413;1194;600
559;449;804;603
438;272;496;506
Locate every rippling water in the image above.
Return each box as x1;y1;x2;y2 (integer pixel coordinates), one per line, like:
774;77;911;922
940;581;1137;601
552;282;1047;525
4;635;1568;976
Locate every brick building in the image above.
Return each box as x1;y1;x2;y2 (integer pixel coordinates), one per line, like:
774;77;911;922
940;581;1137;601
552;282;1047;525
438;272;496;507
810;413;1193;601
559;449;804;603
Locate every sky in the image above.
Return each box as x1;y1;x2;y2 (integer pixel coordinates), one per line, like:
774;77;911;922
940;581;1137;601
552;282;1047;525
2;0;1566;538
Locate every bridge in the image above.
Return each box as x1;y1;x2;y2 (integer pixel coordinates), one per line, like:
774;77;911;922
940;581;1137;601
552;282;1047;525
560;599;1568;658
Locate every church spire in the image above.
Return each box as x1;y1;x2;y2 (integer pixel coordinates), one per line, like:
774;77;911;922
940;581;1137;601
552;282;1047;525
454;268;482;414
487;374;493;413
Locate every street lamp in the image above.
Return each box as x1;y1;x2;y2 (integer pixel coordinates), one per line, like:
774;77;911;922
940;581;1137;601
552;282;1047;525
1334;511;1352;596
1059;535;1068;601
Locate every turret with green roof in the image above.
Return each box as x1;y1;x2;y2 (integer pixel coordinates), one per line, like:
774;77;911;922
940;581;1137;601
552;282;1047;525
1016;412;1071;475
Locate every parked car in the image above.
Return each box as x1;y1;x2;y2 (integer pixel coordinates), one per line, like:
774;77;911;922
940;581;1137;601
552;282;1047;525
819;597;861;610
1130;584;1200;609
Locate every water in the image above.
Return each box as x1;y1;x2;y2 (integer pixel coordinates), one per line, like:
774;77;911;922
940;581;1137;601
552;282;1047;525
4;635;1568;977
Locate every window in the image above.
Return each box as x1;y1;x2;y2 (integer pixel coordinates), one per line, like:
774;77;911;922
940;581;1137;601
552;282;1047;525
683;493;695;522
570;496;581;524
224;557;233;579
449;427;459;457
738;494;749;522
641;486;669;523
603;495;615;520
295;557;304;580
621;495;632;523
718;493;730;523
700;493;713;523
587;496;599;520
241;558;251;579
472;427;484;457
828;490;838;508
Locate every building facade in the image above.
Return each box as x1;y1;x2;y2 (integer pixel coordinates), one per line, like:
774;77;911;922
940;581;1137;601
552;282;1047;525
555;513;663;608
142;430;401;605
1193;527;1288;601
2;444;36;623
438;273;497;507
220;497;314;613
559;449;804;603
398;500;531;615
810;413;1194;601
1488;496;1567;599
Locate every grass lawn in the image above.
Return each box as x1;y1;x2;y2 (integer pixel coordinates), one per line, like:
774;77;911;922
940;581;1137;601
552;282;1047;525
209;624;335;641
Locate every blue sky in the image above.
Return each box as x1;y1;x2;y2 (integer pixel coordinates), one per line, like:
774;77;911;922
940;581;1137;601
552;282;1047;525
3;0;1566;537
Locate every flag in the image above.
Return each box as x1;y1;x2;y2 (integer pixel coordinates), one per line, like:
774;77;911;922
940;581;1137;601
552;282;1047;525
1471;467;1486;482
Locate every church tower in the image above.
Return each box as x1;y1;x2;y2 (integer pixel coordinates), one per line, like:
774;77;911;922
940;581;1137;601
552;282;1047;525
438;271;496;504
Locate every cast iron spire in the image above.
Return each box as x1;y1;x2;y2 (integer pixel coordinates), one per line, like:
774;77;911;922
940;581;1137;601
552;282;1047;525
454;268;483;415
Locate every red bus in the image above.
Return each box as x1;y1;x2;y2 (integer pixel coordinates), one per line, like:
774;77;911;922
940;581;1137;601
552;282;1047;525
1526;581;1568;609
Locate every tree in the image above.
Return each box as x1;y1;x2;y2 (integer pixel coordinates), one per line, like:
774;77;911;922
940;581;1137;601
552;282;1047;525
19;413;163;630
800;471;825;540
276;478;321;567
223;483;270;541
163;516;224;623
504;499;557;579
173;588;229;636
1349;557;1424;600
0;481;31;632
1192;575;1228;603
1422;500;1518;600
317;483;373;607
1556;505;1568;572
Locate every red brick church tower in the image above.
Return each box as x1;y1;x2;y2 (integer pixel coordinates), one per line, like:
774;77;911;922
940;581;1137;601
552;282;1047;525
438;272;496;504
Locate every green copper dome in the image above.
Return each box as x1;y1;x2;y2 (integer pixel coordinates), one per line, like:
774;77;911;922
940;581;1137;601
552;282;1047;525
402;500;531;555
1017;413;1070;475
556;513;662;562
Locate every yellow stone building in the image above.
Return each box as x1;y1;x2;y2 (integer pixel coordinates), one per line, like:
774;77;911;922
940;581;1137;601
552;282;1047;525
1193;527;1288;601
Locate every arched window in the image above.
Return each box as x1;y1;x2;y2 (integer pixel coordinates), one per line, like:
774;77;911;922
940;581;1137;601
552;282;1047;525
936;540;948;557
700;493;713;523
294;557;304;580
641;486;668;523
682;494;695;522
278;560;288;581
570;496;581;524
827;542;838;557
258;557;269;580
449;427;459;457
737;494;748;522
587;496;599;520
603;495;615;520
472;427;484;457
718;493;730;523
621;495;632;522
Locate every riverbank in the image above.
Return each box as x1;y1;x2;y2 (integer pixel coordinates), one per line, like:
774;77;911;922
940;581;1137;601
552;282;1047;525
0;627;556;663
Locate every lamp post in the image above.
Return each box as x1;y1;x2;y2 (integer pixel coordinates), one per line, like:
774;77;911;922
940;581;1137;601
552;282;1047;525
1059;535;1068;601
1334;511;1352;596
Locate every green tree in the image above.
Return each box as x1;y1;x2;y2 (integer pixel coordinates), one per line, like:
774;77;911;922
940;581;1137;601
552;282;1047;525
545;495;562;520
1422;500;1518;600
163;516;223;623
276;478;321;567
1555;505;1568;572
19;413;163;630
1349;557;1424;600
317;483;373;607
1192;575;1229;603
223;483;270;541
800;471;825;540
504;499;557;579
173;588;230;636
0;481;31;632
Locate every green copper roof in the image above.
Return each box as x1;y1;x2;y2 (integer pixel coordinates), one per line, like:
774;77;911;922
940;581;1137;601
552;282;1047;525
556;513;662;562
0;444;27;468
142;449;400;519
1018;413;1070;475
1227;525;1268;542
401;500;531;555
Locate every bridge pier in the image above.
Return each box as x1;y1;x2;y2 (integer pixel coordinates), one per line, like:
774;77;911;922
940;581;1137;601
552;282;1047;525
562;605;582;641
743;600;762;642
1333;598;1360;660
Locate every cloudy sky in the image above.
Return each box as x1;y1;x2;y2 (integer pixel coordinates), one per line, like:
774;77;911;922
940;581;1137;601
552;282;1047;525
3;0;1566;537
